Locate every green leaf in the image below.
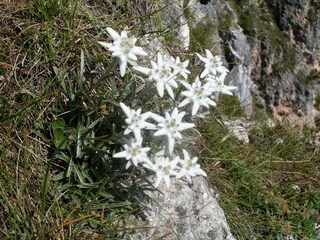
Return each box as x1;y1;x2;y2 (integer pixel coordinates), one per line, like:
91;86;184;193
97;191;114;200
106;201;131;209
53;66;68;93
66;157;73;178
53;128;66;149
73;164;84;183
52;118;66;130
88;117;102;129
110;79;117;92
52;171;65;181
55;152;71;162
52;118;67;149
70;194;82;207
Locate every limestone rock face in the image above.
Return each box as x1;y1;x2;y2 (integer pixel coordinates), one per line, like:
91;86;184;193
223;0;320;126
262;0;320;126
133;177;235;240
183;0;320;126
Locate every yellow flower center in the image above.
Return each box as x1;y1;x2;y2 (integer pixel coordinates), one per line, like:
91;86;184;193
162;165;171;174
131;113;141;124
196;87;204;96
161;68;171;78
210;58;218;65
130;146;141;156
120;38;134;53
186;160;193;170
170;119;177;128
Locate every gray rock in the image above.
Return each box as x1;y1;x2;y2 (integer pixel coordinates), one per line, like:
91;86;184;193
132;177;235;240
224;118;250;143
225;25;254;117
234;0;320;126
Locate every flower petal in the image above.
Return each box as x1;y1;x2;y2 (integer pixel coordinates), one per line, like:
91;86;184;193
119;59;127;77
133;66;151;76
163;175;171;188
178;98;190;108
167;136;175;154
98;41;112;49
156;82;164;97
166;85;175;99
113;151;127;158
192;101;200;115
154;128;169;136
132;46;148;56
120;102;131;117
106;27;120;40
154;175;163;188
205;49;213;58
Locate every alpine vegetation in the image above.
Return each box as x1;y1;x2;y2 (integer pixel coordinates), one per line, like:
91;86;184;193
99;27;236;188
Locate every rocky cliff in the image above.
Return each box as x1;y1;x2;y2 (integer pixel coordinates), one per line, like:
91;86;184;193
237;0;319;126
152;0;320;126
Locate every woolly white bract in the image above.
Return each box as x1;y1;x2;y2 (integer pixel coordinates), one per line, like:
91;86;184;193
170;56;190;80
98;27;147;77
196;49;229;78
144;155;179;188
179;76;216;116
120;102;155;139
152;108;195;154
113;137;151;169
133;53;179;98
205;74;237;96
176;149;207;183
99;29;236;188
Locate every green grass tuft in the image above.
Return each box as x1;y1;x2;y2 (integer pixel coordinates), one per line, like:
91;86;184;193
0;0;153;238
200;100;320;239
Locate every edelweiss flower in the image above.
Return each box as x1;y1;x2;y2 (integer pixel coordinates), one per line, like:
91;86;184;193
205;75;237;95
120;102;155;139
196;49;229;78
176;149;207;183
98;27;147;77
152;108;195;153
144;155;179;188
113;137;151;169
171;56;190;79
134;52;178;98
179;76;216;115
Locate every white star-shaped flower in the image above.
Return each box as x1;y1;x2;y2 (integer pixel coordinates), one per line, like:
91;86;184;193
134;52;178;98
144;155;179;188
176;149;207;183
196;49;229;78
205;74;237;96
113;138;151;169
171;56;190;79
98;27;147;77
179;76;216;115
152;108;195;154
120;102;155;139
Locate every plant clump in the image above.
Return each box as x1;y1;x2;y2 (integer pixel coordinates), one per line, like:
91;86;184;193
98;26;236;188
